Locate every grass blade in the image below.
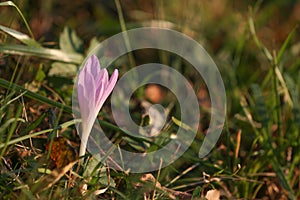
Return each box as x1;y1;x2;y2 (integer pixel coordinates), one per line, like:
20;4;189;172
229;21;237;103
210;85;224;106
277;25;298;64
0;44;83;64
0;25;41;47
0;119;81;149
248;13;273;62
22;112;47;135
30;161;77;194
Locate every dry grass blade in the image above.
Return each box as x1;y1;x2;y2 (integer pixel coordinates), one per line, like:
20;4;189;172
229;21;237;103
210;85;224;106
30;160;77;194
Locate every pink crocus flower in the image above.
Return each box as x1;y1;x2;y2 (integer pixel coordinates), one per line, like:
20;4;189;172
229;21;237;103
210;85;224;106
77;55;118;157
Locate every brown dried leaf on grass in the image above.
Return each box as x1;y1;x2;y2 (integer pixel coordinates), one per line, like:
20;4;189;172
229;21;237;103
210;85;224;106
45;136;77;168
205;189;220;200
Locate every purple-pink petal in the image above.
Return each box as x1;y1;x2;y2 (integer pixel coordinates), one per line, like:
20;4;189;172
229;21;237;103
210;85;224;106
95;81;105;106
77;54;119;157
87;55;101;75
105;69;119;97
96;69;119;109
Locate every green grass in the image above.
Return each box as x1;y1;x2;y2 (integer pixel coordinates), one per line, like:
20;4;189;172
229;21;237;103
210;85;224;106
0;0;299;199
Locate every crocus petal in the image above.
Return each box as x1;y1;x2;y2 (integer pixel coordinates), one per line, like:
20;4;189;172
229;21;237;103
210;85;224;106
95;81;105;107
77;85;89;120
95;69;109;106
87;55;101;75
84;70;96;102
101;69;109;87
96;69;119;110
104;69;119;99
77;55;119;158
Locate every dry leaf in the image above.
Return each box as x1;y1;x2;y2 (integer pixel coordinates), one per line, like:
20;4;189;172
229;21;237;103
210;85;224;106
45;136;77;168
205;189;220;200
